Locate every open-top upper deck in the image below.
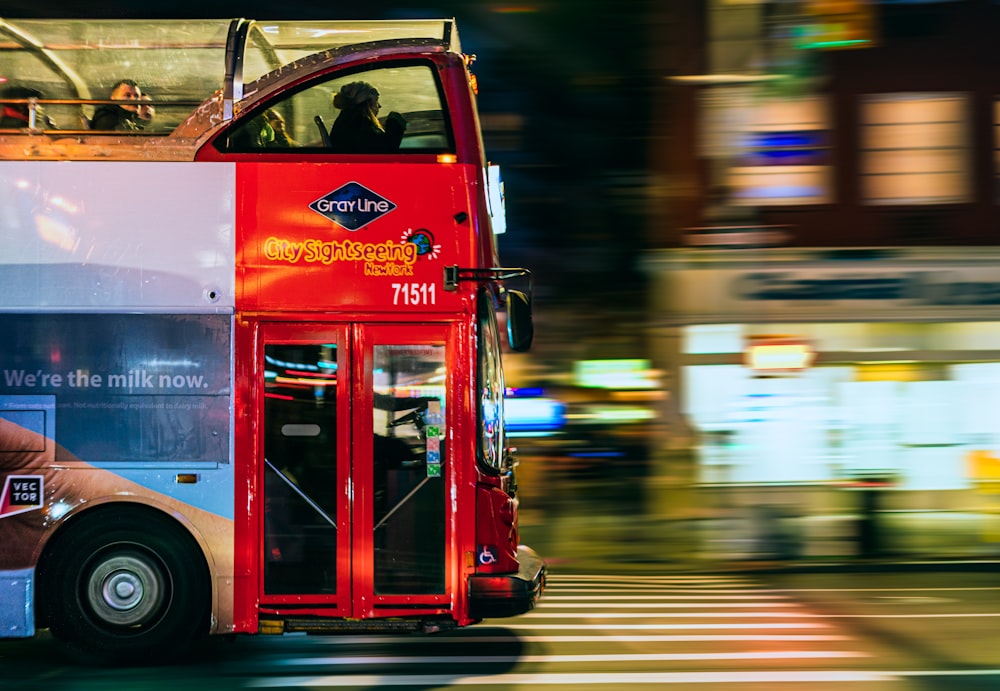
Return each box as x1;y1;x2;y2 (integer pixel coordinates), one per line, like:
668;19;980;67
0;17;529;320
0;18;464;158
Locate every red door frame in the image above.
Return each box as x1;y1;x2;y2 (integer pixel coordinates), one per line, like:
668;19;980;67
234;318;467;626
255;321;353;616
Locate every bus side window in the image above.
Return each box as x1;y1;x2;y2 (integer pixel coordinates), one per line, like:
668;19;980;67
318;65;452;152
217;62;453;154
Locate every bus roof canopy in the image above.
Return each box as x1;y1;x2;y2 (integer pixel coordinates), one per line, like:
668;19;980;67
0;18;461;137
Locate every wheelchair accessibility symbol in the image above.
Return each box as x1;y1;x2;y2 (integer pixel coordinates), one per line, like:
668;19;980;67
477;545;497;565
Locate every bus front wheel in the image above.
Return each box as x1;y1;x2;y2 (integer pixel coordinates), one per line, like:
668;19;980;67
40;506;209;665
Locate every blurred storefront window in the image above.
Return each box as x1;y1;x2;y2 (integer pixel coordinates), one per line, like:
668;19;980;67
861;92;970;204
729;96;831;205
647;247;1000;494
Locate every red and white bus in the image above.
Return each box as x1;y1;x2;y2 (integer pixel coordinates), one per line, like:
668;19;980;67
0;17;543;664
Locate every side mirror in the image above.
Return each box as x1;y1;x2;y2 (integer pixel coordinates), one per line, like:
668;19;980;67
505;289;534;352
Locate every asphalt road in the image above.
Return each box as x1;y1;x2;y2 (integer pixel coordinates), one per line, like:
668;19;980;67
3;568;999;690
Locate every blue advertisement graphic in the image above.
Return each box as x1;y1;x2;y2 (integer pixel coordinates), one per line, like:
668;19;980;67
0;314;231;465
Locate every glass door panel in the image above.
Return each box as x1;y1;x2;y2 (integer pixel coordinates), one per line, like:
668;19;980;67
372;343;446;595
262;339;344;597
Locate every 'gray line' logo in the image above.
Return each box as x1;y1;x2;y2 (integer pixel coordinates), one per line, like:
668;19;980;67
309;181;397;231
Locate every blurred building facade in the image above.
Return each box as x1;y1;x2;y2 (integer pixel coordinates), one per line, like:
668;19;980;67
644;0;1000;559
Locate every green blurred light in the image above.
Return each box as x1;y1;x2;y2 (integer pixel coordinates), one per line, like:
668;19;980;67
798;39;871;49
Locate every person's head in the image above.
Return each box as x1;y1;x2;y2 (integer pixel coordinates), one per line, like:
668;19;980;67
265;109;286;132
109;79;141;112
333;81;382;124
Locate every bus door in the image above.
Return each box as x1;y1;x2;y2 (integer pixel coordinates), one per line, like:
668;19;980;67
259;322;453;617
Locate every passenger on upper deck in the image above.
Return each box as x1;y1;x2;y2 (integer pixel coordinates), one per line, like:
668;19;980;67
328;81;406;153
228;113;274;150
0;85;56;130
225;109;297;151
265;109;297;147
90;79;153;131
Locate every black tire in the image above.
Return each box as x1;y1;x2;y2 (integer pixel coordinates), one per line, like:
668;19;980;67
39;505;209;666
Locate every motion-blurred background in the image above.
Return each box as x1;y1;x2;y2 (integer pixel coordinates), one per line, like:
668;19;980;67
7;0;1000;570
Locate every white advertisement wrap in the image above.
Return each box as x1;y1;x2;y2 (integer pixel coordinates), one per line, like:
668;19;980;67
0;161;236;311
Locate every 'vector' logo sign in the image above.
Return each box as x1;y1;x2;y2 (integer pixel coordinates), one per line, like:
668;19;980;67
309;181;397;231
0;475;43;518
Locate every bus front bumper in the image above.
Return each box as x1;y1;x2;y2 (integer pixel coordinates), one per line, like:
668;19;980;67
468;545;546;620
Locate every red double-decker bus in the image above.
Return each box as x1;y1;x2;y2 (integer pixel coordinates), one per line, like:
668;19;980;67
0;17;543;664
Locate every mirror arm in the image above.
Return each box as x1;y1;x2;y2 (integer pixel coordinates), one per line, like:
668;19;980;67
443;265;532;292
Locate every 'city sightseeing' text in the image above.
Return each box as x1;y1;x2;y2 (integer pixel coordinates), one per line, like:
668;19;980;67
263;236;417;267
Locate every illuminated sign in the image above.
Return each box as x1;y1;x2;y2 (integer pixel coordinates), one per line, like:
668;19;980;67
743;131;828;166
263;237;416;265
571;405;657;424
487;164;507;235
746;339;815;372
796;0;876;50
968;450;1000;482
262;236;418;277
505;396;566;433
573;359;659;390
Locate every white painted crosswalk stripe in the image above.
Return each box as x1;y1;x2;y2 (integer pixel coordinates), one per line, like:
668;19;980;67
504;622;830;629
248;670;1000;686
289;634;849;644
274;650;869;666
524;611;815;617
533;601;799;608
543;593;789;600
